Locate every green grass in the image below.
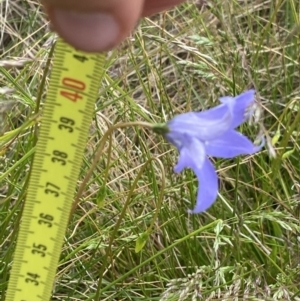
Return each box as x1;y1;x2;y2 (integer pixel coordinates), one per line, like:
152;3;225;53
1;0;300;300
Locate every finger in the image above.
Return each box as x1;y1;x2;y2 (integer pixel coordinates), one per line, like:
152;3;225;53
142;0;185;16
42;0;144;52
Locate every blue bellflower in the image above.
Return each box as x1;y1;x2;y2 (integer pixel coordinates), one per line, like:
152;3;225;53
165;90;262;213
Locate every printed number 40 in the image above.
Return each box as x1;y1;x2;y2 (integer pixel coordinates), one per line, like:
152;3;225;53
60;77;86;102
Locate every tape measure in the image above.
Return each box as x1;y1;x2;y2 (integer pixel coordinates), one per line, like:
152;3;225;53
5;39;105;301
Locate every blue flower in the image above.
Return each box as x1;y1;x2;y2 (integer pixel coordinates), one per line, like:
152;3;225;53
165;90;262;213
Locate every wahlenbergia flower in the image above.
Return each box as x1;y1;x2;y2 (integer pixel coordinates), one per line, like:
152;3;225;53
165;90;262;213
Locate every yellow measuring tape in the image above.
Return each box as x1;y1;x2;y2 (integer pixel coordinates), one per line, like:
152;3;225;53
5;39;105;301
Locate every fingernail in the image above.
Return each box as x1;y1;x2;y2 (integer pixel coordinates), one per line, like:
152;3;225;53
53;10;119;52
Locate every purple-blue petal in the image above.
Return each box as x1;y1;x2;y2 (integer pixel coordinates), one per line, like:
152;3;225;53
169;136;217;213
194;90;255;131
172;136;206;173
221;90;255;128
194;101;228;120
219;96;233;103
167;104;231;141
164;89;260;214
188;157;218;213
204;129;262;158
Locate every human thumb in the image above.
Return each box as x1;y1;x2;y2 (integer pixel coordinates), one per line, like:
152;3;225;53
42;0;144;52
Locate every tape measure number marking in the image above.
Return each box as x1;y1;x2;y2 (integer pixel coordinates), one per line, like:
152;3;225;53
5;40;104;301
